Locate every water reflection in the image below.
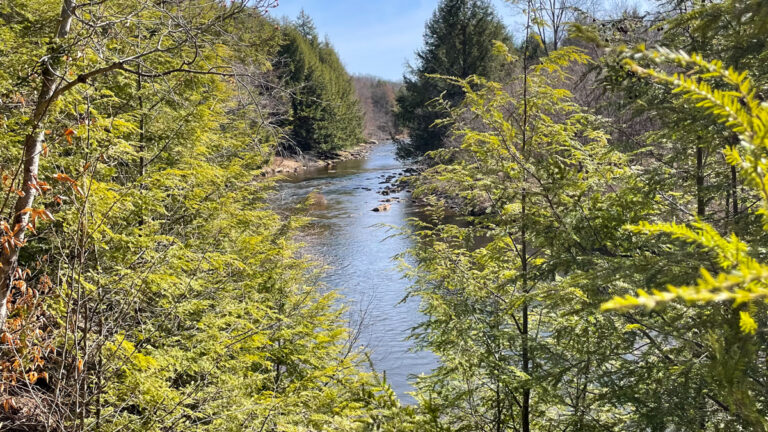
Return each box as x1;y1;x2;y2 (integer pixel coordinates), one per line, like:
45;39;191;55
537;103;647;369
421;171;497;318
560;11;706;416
272;142;437;403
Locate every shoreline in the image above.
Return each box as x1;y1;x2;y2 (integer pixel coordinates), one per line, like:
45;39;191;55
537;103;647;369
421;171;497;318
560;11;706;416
262;140;379;177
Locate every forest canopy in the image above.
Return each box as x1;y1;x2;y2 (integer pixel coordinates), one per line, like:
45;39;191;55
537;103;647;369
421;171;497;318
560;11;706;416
2;0;768;431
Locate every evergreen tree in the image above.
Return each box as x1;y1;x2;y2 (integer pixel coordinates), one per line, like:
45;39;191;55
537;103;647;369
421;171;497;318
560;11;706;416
295;8;318;42
0;2;399;429
9;0;768;430
404;3;768;430
279;15;364;154
604;47;768;431
395;0;511;158
585;5;768;427
405;42;641;431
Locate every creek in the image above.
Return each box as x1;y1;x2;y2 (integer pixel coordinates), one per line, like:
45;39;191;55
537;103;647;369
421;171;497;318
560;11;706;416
272;142;437;403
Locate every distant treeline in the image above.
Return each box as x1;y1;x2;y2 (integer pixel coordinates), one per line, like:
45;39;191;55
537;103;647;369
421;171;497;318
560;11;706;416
274;12;400;154
352;75;402;140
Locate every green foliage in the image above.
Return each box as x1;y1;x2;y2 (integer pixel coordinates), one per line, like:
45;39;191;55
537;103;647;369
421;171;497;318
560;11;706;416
8;0;768;431
295;9;318;43
662;0;768;76
403;45;646;430
403;11;768;429
603;48;768;319
72;82;382;430
395;0;511;158
0;1;398;430
590;47;768;430
279;17;364;154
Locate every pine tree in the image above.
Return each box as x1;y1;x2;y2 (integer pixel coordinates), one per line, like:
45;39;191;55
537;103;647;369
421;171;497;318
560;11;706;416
395;0;511;158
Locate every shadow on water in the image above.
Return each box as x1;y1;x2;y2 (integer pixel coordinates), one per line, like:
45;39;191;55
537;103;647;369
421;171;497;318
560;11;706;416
271;142;437;404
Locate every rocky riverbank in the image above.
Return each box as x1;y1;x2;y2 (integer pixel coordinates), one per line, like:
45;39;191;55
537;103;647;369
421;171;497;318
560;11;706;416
262;141;378;177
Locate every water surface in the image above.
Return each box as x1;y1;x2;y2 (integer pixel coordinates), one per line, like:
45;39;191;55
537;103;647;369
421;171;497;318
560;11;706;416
272;142;436;402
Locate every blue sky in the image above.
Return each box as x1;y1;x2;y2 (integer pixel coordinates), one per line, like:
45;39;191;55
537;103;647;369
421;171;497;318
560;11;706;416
271;1;652;81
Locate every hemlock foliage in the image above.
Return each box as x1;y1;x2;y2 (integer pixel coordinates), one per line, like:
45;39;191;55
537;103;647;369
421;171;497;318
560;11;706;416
0;2;396;430
399;0;768;431
4;0;768;431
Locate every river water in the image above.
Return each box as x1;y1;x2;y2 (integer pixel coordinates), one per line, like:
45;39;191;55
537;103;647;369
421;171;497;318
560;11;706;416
272;142;436;402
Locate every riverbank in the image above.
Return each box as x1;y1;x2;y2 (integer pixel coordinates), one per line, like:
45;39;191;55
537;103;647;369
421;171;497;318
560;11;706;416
262;141;378;177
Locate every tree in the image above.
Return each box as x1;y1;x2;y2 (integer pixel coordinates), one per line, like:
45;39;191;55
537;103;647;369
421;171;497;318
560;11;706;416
279;20;364;154
0;0;281;332
353;75;401;139
404;32;643;429
532;0;598;52
0;2;401;429
578;6;768;425
661;0;768;224
403;2;768;430
395;0;511;158
295;8;318;42
603;47;768;430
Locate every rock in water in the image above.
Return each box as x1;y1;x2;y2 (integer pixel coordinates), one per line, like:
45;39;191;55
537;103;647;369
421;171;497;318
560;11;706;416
372;204;391;212
307;191;327;210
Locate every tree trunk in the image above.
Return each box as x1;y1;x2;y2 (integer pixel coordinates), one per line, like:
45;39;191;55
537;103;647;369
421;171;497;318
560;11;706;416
521;303;530;432
731;165;738;218
521;218;530;432
0;0;75;329
520;181;530;424
729;134;739;219
137;61;146;226
521;6;531;431
696;145;705;218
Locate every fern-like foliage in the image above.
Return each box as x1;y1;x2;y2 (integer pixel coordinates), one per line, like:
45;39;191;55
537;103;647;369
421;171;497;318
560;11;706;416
602;47;768;333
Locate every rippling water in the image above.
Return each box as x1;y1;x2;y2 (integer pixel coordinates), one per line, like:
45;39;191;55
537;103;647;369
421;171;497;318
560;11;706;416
272;142;437;403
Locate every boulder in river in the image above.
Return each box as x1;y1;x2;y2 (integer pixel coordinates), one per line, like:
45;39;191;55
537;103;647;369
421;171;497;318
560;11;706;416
372;204;391;212
306;191;327;210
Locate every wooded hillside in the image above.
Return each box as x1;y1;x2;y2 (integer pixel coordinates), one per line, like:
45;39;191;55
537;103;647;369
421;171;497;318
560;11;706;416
352;75;401;140
278;12;365;154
